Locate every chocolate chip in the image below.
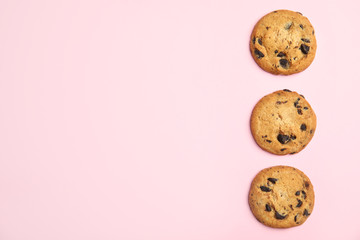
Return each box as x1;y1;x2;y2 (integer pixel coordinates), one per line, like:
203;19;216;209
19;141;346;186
252;37;255;44
280;148;286;151
304;107;309;110
300;24;304;29
274;50;278;54
262;135;267;138
265;204;271;212
254;48;264;59
275;211;287;220
297;12;303;15
266;140;272;143
312;30;314;35
300;124;307;131
310;130;313;134
301;38;310;43
258;39;262;45
260;186;271;192
297;109;303;115
285;22;293;30
294;215;298;222
295;191;300;196
279;59;289;69
300;44;310;54
290;204;294;210
290;135;296;140
300;94;305;99
303;209;310;216
302;191;307;199
266;26;269;30
283;89;292;92
267;178;278;184
277;52;286;57
294;99;299;107
296;199;303;208
277;134;290;144
290;152;297;154
304;181;310;188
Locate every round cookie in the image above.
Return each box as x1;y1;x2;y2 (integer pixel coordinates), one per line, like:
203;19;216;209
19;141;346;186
250;10;317;75
249;166;315;228
250;89;316;155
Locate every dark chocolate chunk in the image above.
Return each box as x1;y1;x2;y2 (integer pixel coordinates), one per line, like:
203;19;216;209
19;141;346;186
275;211;287;220
300;94;305;99
295;191;300;196
267;178;278;184
279;59;289;69
277;52;286;57
294;215;298;222
304;107;309;110
252;36;255;44
280;148;286;151
302;190;307;199
300;124;307;131
274;50;278;54
260;186;271;192
258;39;262;45
300;24;304;29
254;48;264;59
277;134;290;144
301;38;310;43
265;204;271;212
296;199;303;208
300;44;310;54
290;135;296;140
303;209;310;216
297;109;303;115
266;140;272;143
283;89;292;92
266;26;269;30
294;99;299;107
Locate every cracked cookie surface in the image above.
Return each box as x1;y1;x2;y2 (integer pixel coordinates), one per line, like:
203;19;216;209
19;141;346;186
250;10;316;75
250;89;316;155
249;166;315;228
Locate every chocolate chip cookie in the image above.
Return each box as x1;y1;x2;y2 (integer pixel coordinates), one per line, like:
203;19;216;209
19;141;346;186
250;10;316;75
249;165;315;228
250;89;316;155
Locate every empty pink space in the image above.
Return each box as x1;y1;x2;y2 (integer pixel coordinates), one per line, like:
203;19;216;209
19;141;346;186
0;0;359;239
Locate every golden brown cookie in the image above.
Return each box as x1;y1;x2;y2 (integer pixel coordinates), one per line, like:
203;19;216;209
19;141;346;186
250;10;317;75
250;89;316;155
249;166;315;228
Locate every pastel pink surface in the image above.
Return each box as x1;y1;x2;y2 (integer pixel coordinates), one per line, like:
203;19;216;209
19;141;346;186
0;0;359;239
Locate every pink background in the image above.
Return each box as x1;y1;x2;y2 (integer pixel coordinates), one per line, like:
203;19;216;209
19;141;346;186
1;0;359;239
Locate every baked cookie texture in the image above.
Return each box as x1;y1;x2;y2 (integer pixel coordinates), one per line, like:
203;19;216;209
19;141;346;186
250;89;316;155
249;166;315;228
250;10;317;75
